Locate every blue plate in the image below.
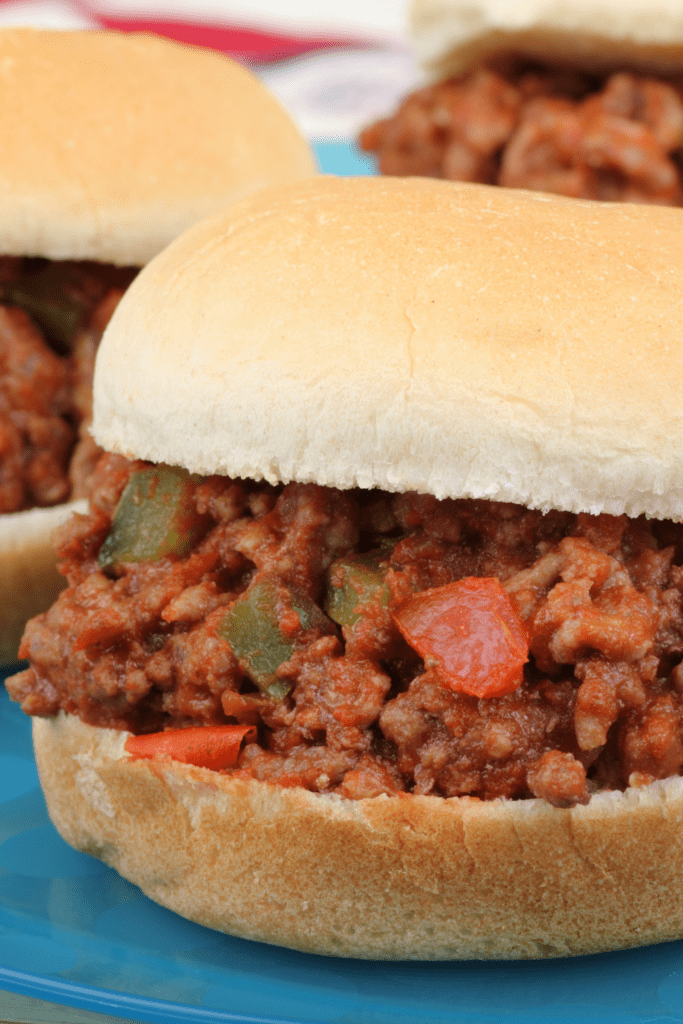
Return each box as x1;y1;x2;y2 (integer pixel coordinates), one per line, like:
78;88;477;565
4;665;683;1024
313;139;376;177
3;142;683;1024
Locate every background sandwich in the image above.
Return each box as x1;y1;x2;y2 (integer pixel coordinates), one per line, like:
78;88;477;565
360;0;683;204
0;27;315;663
9;175;683;959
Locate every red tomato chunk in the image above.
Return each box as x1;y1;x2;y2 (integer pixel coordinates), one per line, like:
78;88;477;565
125;724;256;771
392;578;529;698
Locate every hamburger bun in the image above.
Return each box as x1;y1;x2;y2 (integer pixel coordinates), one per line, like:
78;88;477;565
32;709;683;959
23;176;683;959
0;28;315;663
92;176;683;520
0;28;315;264
411;0;683;81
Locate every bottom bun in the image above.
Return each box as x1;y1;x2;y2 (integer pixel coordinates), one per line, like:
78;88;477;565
0;500;87;664
32;712;683;959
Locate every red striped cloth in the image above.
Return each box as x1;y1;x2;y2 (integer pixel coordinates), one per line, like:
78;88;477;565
92;15;363;63
0;0;405;62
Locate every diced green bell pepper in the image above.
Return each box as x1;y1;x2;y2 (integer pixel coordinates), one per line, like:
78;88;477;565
218;578;332;700
98;465;207;569
2;264;90;353
325;550;391;628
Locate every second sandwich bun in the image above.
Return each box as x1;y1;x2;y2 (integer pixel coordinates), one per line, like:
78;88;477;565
0;27;315;265
411;0;683;81
0;28;315;663
361;0;683;207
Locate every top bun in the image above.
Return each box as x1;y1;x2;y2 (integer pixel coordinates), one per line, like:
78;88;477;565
0;28;315;266
93;176;683;521
411;0;683;80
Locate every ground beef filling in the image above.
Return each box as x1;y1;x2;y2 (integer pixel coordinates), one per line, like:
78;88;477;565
8;454;683;807
0;257;137;513
359;65;683;204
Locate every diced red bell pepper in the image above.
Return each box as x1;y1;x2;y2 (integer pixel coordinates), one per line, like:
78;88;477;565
392;577;528;698
125;724;257;771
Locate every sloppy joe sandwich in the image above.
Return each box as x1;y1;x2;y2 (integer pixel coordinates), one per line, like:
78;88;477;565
9;176;683;959
0;28;315;663
360;0;683;204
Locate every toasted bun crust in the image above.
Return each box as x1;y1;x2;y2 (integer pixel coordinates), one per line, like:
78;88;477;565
411;0;683;79
31;711;683;959
0;28;315;265
94;176;683;520
0;500;86;663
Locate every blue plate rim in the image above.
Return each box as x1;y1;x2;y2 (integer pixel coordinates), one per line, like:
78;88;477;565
0;967;295;1024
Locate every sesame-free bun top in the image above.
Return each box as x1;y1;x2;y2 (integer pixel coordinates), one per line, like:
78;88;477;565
93;176;683;521
0;28;315;266
411;0;683;80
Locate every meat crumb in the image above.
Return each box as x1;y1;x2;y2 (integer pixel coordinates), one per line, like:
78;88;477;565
527;751;590;808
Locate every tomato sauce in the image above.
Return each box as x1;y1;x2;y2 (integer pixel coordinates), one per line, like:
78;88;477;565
8;457;683;808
